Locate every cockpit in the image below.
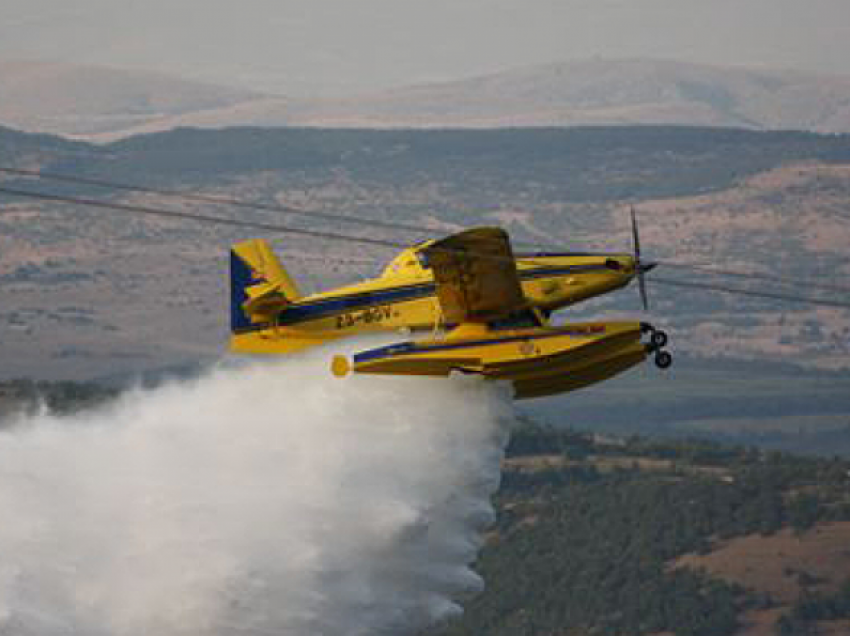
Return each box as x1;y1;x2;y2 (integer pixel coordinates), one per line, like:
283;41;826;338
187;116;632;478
380;245;433;279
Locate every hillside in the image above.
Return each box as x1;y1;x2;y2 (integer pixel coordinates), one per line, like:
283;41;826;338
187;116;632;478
0;59;264;137
5;59;850;140
520;355;850;458
2;124;850;373
1;124;849;450
428;424;850;636
290;59;850;133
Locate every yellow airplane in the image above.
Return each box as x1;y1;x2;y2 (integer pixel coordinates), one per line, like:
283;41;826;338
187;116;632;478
328;227;670;399
229;215;661;358
230;221;671;399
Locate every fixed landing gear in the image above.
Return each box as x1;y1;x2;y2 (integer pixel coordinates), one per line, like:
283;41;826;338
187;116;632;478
651;330;668;349
641;323;673;370
654;350;673;369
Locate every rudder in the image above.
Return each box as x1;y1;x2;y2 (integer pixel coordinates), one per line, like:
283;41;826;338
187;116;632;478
230;239;300;332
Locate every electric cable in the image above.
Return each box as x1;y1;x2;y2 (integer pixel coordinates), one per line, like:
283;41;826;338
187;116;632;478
2;183;849;311
4;165;847;293
0;185;409;249
657;261;850;295
0;185;537;267
651;276;850;309
0;165;550;249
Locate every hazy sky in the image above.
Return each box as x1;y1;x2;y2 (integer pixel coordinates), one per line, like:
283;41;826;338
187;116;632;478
1;0;848;95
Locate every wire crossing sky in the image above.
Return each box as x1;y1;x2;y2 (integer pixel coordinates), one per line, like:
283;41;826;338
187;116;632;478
3;181;849;311
5;165;850;295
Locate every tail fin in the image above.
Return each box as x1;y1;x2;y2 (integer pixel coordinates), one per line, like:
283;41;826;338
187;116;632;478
230;239;300;332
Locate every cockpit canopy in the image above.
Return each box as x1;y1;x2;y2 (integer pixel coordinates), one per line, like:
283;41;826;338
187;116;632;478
380;242;434;279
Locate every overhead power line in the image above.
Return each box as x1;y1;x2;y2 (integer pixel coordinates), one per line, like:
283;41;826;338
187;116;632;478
0;185;408;250
0;185;525;267
0;165;549;251
0;165;442;238
658;261;850;295
4;165;847;295
2;182;849;311
651;277;850;309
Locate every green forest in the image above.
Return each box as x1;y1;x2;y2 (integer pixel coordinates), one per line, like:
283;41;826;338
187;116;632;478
430;423;850;636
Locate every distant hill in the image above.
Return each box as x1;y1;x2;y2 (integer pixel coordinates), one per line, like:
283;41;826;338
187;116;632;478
291;59;850;133
0;59;264;137
5;59;850;140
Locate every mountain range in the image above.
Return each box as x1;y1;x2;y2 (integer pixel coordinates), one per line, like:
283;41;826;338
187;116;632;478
4;58;850;140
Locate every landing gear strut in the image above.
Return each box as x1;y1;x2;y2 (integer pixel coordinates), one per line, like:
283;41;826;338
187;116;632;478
641;323;673;369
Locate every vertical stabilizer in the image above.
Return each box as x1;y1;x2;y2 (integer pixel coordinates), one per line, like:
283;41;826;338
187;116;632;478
230;239;300;332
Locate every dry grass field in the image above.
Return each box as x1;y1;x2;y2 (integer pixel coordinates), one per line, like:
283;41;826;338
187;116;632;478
675;522;850;635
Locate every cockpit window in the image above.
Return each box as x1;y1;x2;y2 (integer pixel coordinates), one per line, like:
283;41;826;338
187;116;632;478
605;259;623;271
416;252;431;269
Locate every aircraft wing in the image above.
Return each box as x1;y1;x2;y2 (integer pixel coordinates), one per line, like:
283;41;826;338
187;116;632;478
423;227;526;323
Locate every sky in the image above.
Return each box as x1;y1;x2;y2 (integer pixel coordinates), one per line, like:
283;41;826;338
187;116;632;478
1;0;848;95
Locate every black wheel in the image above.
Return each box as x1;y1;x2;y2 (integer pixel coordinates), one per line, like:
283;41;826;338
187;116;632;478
654;351;673;369
651;330;668;348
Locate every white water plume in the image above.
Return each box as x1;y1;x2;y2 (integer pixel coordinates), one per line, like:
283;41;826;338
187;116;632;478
0;342;514;635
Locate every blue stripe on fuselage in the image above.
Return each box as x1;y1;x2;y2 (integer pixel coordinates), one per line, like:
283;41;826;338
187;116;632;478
276;282;436;325
235;263;614;333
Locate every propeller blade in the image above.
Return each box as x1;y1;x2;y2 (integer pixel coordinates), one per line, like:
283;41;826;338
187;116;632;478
631;206;641;261
631;207;650;310
638;270;649;310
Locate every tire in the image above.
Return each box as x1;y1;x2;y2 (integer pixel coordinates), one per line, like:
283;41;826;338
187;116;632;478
654;351;673;369
651;330;669;348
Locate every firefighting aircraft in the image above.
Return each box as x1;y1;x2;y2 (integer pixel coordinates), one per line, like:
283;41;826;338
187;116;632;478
230;216;671;399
